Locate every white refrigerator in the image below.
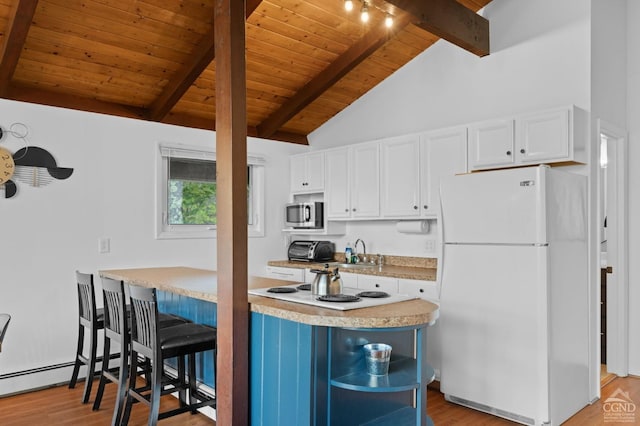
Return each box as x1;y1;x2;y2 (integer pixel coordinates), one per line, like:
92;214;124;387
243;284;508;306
439;165;590;425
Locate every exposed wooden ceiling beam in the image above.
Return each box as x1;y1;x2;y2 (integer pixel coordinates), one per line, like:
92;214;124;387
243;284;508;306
161;112;309;145
383;0;489;57
255;11;413;139
146;0;263;121
8;85;147;119
8;84;307;145
0;0;39;97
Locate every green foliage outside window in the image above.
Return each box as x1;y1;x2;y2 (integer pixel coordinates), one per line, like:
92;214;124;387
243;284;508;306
168;179;217;225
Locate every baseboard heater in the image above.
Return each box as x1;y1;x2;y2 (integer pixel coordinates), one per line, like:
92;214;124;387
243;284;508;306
0;361;75;380
444;394;536;426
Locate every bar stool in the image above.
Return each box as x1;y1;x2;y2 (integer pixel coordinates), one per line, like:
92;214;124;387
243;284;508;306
92;278;191;425
120;285;217;426
0;313;11;352
69;271;117;403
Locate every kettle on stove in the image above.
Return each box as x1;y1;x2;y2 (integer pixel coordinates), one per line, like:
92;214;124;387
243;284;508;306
310;265;343;296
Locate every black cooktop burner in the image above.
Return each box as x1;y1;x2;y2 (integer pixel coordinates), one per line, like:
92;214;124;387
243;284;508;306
297;283;311;291
317;294;361;303
356;291;390;298
267;287;298;294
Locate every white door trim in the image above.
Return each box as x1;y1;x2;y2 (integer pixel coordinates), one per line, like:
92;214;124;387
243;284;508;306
597;118;629;377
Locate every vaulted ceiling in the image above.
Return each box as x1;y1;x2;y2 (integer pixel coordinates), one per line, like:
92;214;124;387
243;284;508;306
0;0;491;144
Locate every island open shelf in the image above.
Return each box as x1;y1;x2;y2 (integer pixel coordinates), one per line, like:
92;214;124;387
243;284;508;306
326;325;435;425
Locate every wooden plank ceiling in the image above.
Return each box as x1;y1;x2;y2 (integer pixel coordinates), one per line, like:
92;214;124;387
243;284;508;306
0;0;492;144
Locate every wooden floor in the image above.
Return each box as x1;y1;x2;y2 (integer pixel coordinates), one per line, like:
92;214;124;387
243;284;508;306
0;375;638;425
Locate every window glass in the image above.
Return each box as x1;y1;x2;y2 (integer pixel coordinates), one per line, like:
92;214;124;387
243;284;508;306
168;158;217;226
156;144;264;239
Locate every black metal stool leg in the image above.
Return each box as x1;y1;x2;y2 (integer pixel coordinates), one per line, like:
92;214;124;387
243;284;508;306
120;349;138;426
92;337;111;410
189;353;198;413
149;356;163;426
81;322;99;403
68;325;84;389
112;342;129;426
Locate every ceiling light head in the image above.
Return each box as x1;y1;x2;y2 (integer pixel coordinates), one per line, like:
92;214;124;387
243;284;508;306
361;2;370;23
344;0;354;12
385;14;393;28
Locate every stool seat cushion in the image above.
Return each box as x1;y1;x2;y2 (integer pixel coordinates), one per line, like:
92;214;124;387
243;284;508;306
159;324;216;358
158;313;190;328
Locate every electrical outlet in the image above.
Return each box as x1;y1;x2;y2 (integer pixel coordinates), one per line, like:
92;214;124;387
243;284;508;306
425;239;436;252
99;238;111;254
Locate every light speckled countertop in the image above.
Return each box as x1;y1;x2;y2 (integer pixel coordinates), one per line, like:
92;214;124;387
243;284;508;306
100;266;438;328
267;259;437;281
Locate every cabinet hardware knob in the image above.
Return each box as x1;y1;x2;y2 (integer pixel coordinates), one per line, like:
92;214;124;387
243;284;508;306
345;208;349;212
520;149;525;154
413;205;418;210
375;283;380;288
506;150;512;156
352;208;356;212
419;289;424;293
423;205;428;209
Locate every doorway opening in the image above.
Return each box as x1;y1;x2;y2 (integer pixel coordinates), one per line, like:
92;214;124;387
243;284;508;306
597;120;629;387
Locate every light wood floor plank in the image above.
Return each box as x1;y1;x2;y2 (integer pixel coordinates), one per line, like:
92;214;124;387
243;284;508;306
0;375;638;425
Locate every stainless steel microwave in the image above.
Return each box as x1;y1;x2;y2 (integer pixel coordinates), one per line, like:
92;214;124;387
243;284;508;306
285;202;323;228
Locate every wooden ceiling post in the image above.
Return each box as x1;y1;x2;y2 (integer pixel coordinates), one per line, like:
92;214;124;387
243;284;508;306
214;0;249;424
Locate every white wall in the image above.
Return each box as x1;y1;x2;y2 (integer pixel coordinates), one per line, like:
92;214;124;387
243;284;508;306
589;0;628;393
309;0;590;148
0;99;305;394
626;0;640;375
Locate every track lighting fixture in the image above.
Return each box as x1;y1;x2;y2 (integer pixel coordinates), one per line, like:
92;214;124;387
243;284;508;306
344;0;354;12
360;1;369;23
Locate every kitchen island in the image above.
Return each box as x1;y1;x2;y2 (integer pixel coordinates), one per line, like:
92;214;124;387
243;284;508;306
100;267;439;425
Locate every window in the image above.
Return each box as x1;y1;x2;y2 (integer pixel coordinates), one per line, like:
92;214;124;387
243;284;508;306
156;143;265;239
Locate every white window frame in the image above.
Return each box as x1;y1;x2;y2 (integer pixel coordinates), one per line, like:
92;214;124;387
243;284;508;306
156;142;265;239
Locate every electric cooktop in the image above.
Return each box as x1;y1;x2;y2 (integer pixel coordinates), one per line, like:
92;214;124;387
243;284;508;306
249;283;416;311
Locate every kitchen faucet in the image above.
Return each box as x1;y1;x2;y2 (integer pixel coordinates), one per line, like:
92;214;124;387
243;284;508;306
354;239;367;263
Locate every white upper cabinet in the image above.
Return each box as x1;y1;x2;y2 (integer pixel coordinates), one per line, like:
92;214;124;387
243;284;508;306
468;105;587;171
325;148;350;218
468;118;516;170
290;151;325;193
380;135;421;218
325;143;380;220
517;107;571;163
420;127;468;217
380;128;467;219
351;142;380;218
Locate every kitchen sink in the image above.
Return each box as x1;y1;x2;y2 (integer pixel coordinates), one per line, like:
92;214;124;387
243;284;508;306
324;262;376;270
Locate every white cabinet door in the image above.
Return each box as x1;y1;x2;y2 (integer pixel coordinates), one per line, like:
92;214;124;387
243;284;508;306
325;148;351;219
380;135;421;218
290;152;325;193
265;266;305;282
398;278;441;376
290;154;307;193
305;151;325;192
351;142;380;218
357;275;398;293
517;108;570;164
468;119;515;170
398;278;439;303
420;127;467;217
